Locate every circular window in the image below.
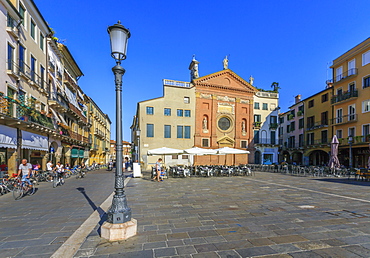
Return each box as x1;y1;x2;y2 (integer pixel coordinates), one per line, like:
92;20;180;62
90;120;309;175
218;117;231;131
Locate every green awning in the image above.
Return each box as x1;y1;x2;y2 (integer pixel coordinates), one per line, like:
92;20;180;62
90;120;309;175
71;148;79;158
79;149;84;158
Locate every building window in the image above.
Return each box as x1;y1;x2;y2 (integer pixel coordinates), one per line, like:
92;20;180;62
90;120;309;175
336;129;342;139
30;20;36;39
321;130;328;143
172;155;178;159
164;125;171;138
182;155;189;159
348;104;356;121
349;82;355;92
321;111;328;125
363;124;370;138
262;103;268;110
184;97;190;104
270;116;277;124
184;126;191;139
270;131;276;145
202;138;209;147
7;44;14;71
40;65;45;89
177;125;183;138
363;99;370;113
41;103;45;112
19;4;25;24
336;108;343;124
254;114;261;122
270;103;276;111
279;117;284;124
299;134;304;147
254;102;260;109
321;93;328;103
177;109;183;117
40;34;44;51
146;124;154;137
363;50;370;66
290;121;295;132
307;132;314;145
241;140;248;148
363;76;370;88
184;110;191;117
254;130;260;144
30;56;36;82
164;108;171;116
299;118;304;129
308;99;314;108
146;106;154;115
19;45;25;73
307;116;315;128
348;127;355;137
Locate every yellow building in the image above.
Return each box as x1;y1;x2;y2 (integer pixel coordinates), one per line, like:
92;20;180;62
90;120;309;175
302;87;333;165
88;97;111;165
131;79;196;169
329;37;370;168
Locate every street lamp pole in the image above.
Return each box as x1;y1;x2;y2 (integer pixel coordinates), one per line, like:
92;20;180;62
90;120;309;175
348;135;353;168
106;21;132;225
136;129;141;163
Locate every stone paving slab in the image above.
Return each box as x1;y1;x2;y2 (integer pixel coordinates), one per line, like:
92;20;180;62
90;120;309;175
72;171;370;257
0;169;117;258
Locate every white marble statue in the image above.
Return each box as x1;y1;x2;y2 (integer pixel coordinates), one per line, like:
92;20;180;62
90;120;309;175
203;117;208;130
249;75;254;85
223;55;229;70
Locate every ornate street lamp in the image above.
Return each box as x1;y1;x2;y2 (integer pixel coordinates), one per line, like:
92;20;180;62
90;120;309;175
101;21;136;241
348;135;353;168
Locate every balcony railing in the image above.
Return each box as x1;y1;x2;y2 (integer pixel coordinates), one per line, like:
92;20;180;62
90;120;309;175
7;60;48;90
306;120;329;131
331;89;358;104
331;114;357;125
334;68;358;83
0;92;54;129
269;123;278;130
338;135;370;145
254;138;277;145
283;142;305;149
68;103;87;124
48;92;69;110
305;139;329;146
64;71;77;89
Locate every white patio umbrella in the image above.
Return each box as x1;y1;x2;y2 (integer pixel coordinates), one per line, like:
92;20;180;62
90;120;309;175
184;147;218;166
147;147;183;168
215;147;250;165
216;147;250;154
147;147;183;155
184;147;217;155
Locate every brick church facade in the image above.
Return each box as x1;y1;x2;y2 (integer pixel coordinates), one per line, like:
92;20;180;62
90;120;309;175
191;59;257;165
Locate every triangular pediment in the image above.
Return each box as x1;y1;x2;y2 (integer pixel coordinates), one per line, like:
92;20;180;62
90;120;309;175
217;136;235;147
194;69;257;93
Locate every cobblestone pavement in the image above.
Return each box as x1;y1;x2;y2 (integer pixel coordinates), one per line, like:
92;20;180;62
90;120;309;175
75;172;370;258
0;169;116;258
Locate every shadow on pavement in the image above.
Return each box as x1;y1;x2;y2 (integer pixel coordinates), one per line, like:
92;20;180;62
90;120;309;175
77;187;105;217
313;178;370;186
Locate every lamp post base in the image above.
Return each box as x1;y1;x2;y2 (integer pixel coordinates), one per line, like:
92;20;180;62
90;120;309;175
101;219;137;241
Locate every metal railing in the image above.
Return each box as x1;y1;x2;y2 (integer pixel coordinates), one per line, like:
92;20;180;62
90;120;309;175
331;114;357;125
306;120;329;131
334;68;358;83
7;60;48;90
331;89;358;104
338;135;370;145
48;92;69;110
305;139;329;146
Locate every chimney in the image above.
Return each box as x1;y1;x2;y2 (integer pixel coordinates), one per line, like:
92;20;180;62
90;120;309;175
295;94;301;104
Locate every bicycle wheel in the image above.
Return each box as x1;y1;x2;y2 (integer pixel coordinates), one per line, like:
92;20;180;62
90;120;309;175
53;177;58;188
27;183;35;195
13;185;23;200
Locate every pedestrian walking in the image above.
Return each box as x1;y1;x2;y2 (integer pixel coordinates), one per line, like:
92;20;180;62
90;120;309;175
47;160;53;181
154;158;164;182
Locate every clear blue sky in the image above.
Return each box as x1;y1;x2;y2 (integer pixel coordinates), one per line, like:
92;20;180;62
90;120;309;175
36;0;370;141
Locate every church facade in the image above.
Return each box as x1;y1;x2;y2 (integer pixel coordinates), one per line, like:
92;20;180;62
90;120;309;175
190;58;257;165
